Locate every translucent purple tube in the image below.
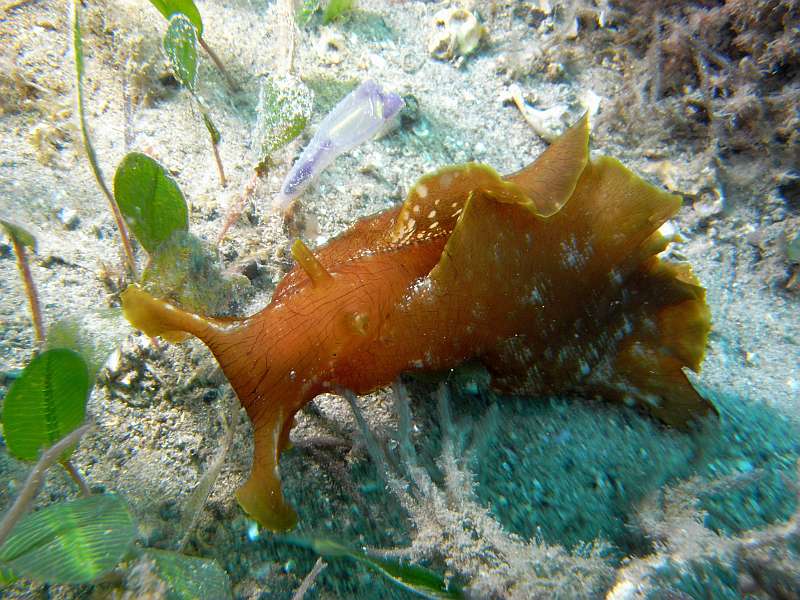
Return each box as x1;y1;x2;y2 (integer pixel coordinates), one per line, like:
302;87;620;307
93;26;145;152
273;80;404;210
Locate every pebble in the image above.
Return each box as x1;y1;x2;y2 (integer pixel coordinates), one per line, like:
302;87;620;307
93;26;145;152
57;207;80;230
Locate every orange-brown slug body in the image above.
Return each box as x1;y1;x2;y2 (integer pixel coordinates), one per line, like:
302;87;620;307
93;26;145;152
121;116;713;531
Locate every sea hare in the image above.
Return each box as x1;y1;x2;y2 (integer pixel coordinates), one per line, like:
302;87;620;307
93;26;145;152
121;116;713;531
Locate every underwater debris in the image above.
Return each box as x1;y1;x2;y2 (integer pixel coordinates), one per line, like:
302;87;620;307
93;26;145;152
273;79;404;211
120;114;713;531
606;0;799;194
428;7;487;62
504;84;570;142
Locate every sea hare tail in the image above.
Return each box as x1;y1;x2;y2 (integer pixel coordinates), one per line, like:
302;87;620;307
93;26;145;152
597;257;714;428
236;409;298;532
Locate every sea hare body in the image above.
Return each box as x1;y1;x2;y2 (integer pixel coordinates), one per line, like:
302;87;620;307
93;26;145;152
121;116;713;531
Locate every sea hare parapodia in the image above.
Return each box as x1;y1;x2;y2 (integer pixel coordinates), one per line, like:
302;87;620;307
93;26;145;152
121;115;713;531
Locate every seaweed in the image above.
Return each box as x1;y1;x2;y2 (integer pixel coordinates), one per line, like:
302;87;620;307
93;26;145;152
604;0;799;199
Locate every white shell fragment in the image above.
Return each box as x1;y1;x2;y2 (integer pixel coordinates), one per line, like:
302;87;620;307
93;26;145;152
274;80;404;211
506;84;570;142
429;7;487;61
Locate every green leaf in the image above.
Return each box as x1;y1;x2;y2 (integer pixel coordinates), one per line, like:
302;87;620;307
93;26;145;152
254;74;313;163
1;349;89;462
114;152;188;255
202;112;220;145
0;219;37;252
0;565;18;584
0;495;136;584
143;549;232;600
288;538;464;599
146;0;203;35
322;0;355;24
71;0;85;81
164;14;198;93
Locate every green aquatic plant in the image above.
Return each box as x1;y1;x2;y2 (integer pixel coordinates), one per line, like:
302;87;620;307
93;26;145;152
70;0;137;277
113;152;248;315
0;494;136;584
254;74;313;167
322;0;356;23
162;14;227;186
145;0;238;92
0;425;92;574
0;203;234;596
285;537;464;599
1;349;88;465
163;14;198;93
0;220;43;348
114;152;189;255
0;350;233;596
296;0;356;26
137;548;233;599
296;0;320;27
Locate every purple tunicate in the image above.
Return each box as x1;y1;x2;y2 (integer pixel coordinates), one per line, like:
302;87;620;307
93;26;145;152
274;80;404;210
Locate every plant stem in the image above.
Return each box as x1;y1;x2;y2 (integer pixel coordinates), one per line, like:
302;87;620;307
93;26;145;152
198;107;226;187
61;459;91;497
211;142;228;187
210;138;227;187
198;36;239;93
216;166;265;245
10;236;45;348
70;0;137;279
176;394;239;552
291;557;326;600
0;424;91;548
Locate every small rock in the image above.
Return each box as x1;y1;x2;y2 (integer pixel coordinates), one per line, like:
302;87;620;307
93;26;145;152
399;94;420;130
57;207;80;230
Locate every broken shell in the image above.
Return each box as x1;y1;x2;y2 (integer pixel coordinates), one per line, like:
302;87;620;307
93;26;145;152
505;84;570;142
692;186;725;220
429;8;486;61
